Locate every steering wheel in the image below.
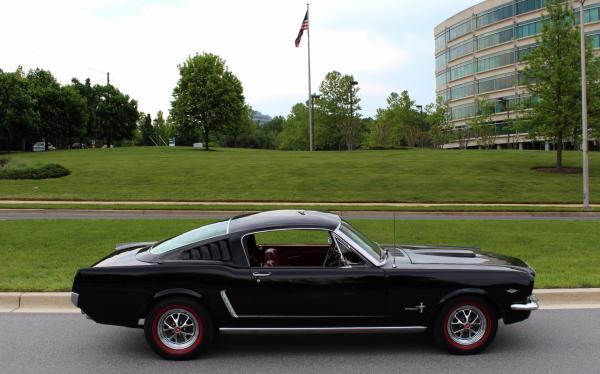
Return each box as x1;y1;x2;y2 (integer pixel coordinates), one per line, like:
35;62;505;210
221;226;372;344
323;242;341;267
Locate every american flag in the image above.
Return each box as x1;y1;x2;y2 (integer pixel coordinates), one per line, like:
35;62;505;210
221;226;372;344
295;10;309;47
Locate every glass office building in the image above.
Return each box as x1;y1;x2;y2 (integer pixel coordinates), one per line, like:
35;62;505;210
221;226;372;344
434;0;600;148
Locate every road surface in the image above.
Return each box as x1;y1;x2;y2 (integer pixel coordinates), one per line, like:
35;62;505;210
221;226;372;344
0;309;598;373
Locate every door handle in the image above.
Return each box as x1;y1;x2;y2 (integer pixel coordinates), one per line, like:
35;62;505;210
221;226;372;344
252;272;272;278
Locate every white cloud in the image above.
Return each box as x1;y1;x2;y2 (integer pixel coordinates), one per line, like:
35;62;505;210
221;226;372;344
1;0;479;117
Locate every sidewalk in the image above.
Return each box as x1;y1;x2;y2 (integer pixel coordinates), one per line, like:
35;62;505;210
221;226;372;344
2;289;600;313
1;200;599;208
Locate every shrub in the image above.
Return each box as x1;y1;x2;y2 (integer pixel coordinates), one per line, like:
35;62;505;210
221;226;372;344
0;161;71;180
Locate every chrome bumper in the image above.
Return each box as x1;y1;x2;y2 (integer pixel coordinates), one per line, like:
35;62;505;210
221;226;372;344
71;292;79;308
511;294;539;311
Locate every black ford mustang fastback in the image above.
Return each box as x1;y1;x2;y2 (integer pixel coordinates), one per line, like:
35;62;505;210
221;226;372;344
72;210;538;360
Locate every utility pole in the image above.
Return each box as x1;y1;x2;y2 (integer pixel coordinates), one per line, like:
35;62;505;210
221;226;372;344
579;0;591;209
106;72;110;86
349;80;358;151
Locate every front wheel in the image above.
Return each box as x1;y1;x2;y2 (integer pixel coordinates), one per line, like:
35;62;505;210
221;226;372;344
433;297;497;355
144;297;214;360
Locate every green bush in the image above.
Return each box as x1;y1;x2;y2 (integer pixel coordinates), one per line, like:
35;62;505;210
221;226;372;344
0;160;71;180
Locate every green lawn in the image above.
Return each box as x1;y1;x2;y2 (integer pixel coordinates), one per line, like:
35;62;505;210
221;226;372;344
1;218;598;291
0;147;598;203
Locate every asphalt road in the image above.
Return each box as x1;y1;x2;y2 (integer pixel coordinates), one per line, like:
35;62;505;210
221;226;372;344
2;209;600;221
1;310;599;374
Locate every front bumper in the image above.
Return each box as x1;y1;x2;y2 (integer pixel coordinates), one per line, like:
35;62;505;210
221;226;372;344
511;294;539;311
71;292;79;308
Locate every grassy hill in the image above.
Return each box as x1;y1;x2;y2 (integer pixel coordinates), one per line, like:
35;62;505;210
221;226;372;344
0;147;598;203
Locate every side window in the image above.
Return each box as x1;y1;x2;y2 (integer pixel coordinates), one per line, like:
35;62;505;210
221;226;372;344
334;235;367;266
244;229;332;267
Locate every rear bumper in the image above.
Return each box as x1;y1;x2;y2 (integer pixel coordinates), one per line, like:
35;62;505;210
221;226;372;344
511;294;539;311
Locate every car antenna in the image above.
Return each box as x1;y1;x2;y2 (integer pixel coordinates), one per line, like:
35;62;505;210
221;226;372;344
392;212;397;268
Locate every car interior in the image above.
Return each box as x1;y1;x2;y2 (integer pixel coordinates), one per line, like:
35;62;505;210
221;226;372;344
243;229;366;268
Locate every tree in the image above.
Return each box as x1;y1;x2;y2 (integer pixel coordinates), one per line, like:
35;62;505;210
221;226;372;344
277;103;310;150
522;0;600;168
370;91;420;148
70;78;97;144
94;84;139;147
26;69;62;151
56;85;87;147
0;68;38;151
256;115;284;149
221;104;258;148
318;71;361;150
428;96;452;149
467;97;496;149
154;111;176;146
170;53;245;150
138;113;155;145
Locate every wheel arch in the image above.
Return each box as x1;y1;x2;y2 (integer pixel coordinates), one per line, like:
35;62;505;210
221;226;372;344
432;288;503;323
141;288;217;328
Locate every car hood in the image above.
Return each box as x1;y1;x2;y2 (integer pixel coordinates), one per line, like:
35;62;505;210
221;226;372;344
399;245;532;271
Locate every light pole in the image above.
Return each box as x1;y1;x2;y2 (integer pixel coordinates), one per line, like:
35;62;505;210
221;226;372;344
349;80;358;151
579;0;591;209
310;93;320;149
416;104;423;127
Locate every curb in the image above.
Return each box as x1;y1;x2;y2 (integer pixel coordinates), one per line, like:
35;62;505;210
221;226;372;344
2;289;600;313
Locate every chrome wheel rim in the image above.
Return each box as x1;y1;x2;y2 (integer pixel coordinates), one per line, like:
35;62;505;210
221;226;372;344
447;305;487;346
157;308;200;350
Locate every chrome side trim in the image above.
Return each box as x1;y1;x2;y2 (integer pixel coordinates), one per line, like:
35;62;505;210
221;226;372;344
219;326;427;335
511;295;539;311
138;318;145;326
70;292;79;307
220;290;239;318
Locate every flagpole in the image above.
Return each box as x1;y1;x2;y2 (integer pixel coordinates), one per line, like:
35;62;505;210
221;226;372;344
307;3;314;152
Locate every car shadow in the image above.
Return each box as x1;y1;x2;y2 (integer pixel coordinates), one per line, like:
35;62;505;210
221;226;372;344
102;326;533;361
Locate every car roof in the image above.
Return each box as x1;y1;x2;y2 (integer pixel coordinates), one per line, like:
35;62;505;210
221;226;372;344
228;210;341;234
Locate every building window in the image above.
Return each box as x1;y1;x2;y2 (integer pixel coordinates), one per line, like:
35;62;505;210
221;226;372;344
449;18;474;41
517;19;542;39
448;40;474;61
476;26;514;51
517;44;537;61
476;50;515;73
451;102;477;121
589;32;600;49
435;32;447;52
436;53;447;71
449;60;475;81
477;4;513;28
516;0;545;15
450;82;476;100
477;72;518;94
436;72;448;89
585;5;600;23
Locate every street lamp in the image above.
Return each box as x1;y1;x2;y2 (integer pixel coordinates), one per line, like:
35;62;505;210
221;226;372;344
416;105;423;128
579;0;591;209
349;80;358;151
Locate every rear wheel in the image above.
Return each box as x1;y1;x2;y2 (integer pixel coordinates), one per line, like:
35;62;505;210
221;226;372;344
433;297;497;355
144;297;214;360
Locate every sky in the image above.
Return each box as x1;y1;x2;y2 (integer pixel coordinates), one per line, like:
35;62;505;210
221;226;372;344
1;0;481;119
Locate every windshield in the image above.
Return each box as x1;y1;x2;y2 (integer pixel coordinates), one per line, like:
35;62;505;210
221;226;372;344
339;221;383;261
150;221;228;254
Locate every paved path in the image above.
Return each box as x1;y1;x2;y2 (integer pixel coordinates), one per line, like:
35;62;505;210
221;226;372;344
0;310;598;373
2;209;600;220
1;199;599;208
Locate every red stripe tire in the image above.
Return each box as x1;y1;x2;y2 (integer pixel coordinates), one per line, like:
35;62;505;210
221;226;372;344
144;297;214;360
433;297;498;355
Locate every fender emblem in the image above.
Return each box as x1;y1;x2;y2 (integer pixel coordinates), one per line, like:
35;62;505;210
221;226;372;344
404;302;426;313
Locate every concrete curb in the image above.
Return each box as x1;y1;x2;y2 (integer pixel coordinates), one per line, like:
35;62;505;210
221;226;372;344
2;289;600;313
